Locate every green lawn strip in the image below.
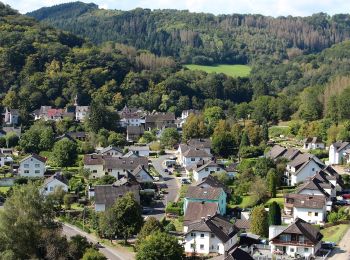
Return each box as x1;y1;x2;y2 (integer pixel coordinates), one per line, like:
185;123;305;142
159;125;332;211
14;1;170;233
185;64;251;77
231;195;256;208
265;197;284;207
321;224;350;243
0;186;10;193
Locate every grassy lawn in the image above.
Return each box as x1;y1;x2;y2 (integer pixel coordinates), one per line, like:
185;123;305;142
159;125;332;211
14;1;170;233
321;224;350;243
0;186;10;193
265;197;284;207
185;64;251;77
232;195;256;208
170;218;184;232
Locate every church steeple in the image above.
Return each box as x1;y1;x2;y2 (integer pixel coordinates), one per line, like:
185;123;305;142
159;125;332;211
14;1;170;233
74;95;78;106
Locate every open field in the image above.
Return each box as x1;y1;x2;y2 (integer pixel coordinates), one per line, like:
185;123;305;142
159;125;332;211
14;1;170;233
184;64;251;77
321;224;350;243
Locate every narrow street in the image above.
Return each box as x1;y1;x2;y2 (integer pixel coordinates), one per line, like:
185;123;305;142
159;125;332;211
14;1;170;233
62;223;135;260
327;227;350;260
147;153;181;220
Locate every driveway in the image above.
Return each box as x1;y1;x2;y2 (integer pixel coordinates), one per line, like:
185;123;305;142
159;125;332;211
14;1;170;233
327;226;350;260
147;154;181;220
62;223;135;260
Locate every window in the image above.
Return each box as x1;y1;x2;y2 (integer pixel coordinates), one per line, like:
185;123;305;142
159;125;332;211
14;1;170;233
191;158;195;161
315;212;318;216
200;233;204;238
191;233;195;237
304;248;309;252
24;164;29;168
211;234;215;238
312;168;315;171
92;170;97;173
35;170;40;174
24;170;29;174
290;248;294;252
35;164;40;168
217;168;220;171
50;187;54;191
200;245;204;250
205;167;208;171
190;244;195;248
308;212;312;216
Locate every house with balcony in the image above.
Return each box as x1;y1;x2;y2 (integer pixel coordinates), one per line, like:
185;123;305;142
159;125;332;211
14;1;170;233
269;218;323;258
284;153;324;186
184;214;238;256
282;194;327;225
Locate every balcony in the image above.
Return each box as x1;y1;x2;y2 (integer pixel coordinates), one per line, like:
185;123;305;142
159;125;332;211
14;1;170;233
272;239;314;247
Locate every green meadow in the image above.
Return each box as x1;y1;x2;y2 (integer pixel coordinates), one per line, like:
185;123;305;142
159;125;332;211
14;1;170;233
185;64;251;77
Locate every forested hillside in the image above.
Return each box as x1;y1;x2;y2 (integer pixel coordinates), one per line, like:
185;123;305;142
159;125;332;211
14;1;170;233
0;2;255;123
28;2;350;64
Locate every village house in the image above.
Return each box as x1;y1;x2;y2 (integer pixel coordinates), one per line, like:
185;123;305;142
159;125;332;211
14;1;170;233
74;95;90;121
224;247;254;260
33;106;75;121
282;194;327;225
284;153;324;186
269;218;323;258
83;154;149;179
177;144;212;167
42;172;68;195
131;165;154;183
188;138;212;155
266;145;301;161
118;105;146;128
127;145;150;157
297;172;337;200
18;154;46;177
184;214;238;256
329;141;350;165
126;125;145;142
93;174;140;212
0;153;13;167
99;145;123;157
183;201;219;227
303;137;325;150
195;175;231;197
145;112;176;130
190;160;226;182
0;127;21;138
184;186;227;215
2;107;19;125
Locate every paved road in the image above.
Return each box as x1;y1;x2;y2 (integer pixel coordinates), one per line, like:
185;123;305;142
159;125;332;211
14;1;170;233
147;154;181;220
62;223;135;260
328;226;350;260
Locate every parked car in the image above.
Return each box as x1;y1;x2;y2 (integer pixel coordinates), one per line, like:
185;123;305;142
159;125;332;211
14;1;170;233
142;207;154;214
322;242;336;249
181;178;191;184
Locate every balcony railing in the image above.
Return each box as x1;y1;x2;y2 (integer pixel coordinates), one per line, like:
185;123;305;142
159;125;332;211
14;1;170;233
272;239;314;246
